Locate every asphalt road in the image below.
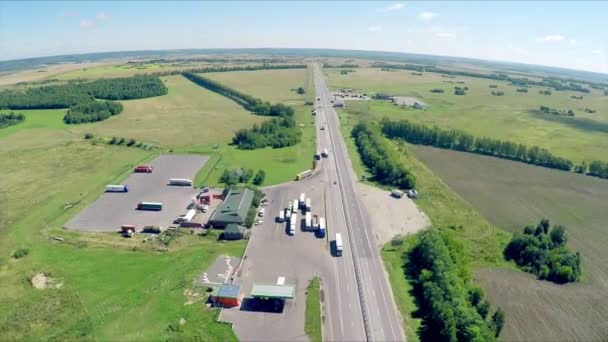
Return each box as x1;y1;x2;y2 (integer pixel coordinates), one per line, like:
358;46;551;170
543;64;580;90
313;63;404;342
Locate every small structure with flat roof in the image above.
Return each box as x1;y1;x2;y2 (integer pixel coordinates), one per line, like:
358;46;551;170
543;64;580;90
223;224;246;240
250;283;295;299
209;188;254;228
211;283;241;308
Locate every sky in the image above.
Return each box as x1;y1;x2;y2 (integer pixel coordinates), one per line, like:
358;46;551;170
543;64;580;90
1;1;607;73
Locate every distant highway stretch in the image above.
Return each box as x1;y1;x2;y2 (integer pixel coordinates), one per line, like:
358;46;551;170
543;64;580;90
313;63;404;342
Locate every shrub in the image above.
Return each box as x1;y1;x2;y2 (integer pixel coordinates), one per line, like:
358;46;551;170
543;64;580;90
142;226;161;234
12;248;29;259
84;133;94;139
253;169;266;185
126;138;136;146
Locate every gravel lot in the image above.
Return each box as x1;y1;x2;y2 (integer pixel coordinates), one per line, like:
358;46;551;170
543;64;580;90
65;155;208;232
357;182;430;247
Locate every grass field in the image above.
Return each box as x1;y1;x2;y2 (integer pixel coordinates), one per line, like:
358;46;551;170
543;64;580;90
305;277;322;342
0;109;68;139
326;67;608;163
411;145;608;341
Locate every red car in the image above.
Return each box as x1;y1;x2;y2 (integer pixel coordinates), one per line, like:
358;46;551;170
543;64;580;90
134;165;153;173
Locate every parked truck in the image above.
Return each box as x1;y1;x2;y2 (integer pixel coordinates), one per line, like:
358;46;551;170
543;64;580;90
106;184;128;193
299;193;306;208
169;178;193;186
296;170;313;181
278;210;285;223
290;213;297;235
305;212;312;231
137;202;163;211
318;217;326;238
335;233;343;256
305;198;311;212
292;200;299;214
322;148;329;158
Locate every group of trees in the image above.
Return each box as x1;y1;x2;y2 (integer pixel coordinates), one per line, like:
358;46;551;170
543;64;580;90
587;160;608;179
322;63;359;68
148;64;307;77
232;116;301;149
407;230;505;340
220;168;255;185
381;119;574;171
516;88;529;93
538;105;575;117
454;86;467;95
0;75;167;124
539;89;552;95
429;88;445;93
0;112;25;128
584;108;597;114
490;90;505;96
504;219;581;284
570;95;584;100
64;101;123;124
352;122;416;189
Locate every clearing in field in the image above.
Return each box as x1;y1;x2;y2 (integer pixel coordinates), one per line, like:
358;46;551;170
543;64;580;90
327;67;608;163
411;145;608;341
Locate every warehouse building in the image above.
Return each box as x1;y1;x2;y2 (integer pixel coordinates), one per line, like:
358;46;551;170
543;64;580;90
208;188;254;228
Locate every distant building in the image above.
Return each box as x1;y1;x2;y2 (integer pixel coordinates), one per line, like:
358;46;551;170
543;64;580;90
209;188;254;228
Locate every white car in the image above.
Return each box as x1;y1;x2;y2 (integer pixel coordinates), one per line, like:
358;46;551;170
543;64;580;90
255;219;263;225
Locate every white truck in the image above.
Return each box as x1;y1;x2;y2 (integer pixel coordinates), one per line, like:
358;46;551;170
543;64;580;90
322;148;329;158
305;198;311;212
305;212;312;231
169;178;193;186
318;217;326;238
290;213;297;235
335;233;343;256
292;200;299;214
278;210;285;223
299;193;306;208
106;184;128;193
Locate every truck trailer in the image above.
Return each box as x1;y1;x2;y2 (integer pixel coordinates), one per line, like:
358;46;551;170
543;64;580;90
169;178;193;186
137;202;163;211
305;198;311;212
290;213;297;235
106;184;128;193
322;149;329;158
278;210;285;223
335;233;343;256
305;212;312;231
299;193;306;208
292;200;299;214
318;217;326;238
296;170;313;181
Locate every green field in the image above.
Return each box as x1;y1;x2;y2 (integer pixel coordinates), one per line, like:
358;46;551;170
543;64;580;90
305;277;322;342
409;145;608;341
326;67;608;164
0;109;68;139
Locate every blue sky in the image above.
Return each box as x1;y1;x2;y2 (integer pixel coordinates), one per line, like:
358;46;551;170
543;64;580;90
1;1;606;73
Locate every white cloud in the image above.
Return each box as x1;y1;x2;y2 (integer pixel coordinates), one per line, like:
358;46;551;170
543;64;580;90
591;49;602;54
418;11;439;21
80;19;95;29
569;39;577;46
434;31;456;39
368;25;383;33
378;3;404;12
536;34;564;42
430;26;459;39
96;12;109;21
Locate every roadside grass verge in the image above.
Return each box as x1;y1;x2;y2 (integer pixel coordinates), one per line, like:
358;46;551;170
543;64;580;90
305;277;322;342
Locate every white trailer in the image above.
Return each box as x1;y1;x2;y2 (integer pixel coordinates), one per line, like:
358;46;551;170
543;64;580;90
290;213;297;235
299;193;306;208
305;198;311;212
318;217;326;237
335;233;343;256
322;148;329;158
278;210;285;223
292;200;299;214
183;209;196;223
106;184;128;192
305;212;312;230
285;208;291;221
169;178;193;186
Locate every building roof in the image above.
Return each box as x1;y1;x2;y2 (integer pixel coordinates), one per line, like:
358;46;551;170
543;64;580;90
217;284;241;299
209;188;254;225
250;283;295;299
225;224;246;234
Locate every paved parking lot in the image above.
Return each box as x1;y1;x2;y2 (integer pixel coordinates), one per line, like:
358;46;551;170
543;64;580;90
65;155;208;232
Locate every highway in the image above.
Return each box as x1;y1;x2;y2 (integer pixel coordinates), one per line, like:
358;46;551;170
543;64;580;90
312;63;405;342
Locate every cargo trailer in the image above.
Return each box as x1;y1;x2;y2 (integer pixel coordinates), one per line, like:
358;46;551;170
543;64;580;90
292;200;299;214
137;202;163;211
305;198;311;212
278;210;285;223
305;212;312;231
169;178;193;186
322;149;329;158
106;184;128;193
295;170;313;181
318;217;326;238
335;233;343;256
299;193;306;208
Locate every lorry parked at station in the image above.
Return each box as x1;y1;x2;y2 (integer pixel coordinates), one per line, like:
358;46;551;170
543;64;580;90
305;198;311;212
322;148;329;158
106;184;128;193
290;213;297;235
335;233;343;256
318;217;326;238
292;200;298;214
296;170;313;181
278;210;285;223
137;202;163;211
305;212;312;231
299;193;306;208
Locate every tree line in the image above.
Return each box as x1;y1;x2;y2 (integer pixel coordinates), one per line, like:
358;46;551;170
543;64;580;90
149;64;307;77
322;63;359;68
0;112;25;128
407;230;505;340
182;72;301;150
370;63;591;93
538;105;574;117
381;119;574;171
504;219;581;284
352;122;416;189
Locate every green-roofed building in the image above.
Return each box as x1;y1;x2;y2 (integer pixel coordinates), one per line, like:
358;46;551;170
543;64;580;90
250;283;295;299
209;188;254;228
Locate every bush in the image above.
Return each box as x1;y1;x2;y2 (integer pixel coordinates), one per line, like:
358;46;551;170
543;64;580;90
84;133;94;139
296;87;305;95
126;138;136;146
253;170;266;185
142;226;161;234
429;88;445;93
0;112;25;128
12;248;29;259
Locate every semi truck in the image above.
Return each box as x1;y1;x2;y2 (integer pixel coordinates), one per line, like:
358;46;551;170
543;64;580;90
137;202;163;211
318;217;326;238
322;149;329;158
290;213;297;235
134;165;153;173
335;233;343;256
106;184;128;193
169;178;193;186
299;193;306;208
296;170;313;181
305;198;311;212
292;200;299;214
278;210;285;223
305;212;312;231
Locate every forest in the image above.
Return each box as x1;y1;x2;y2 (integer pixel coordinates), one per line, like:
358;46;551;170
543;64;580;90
504;219;581;284
352;122;416;189
150;64;307;77
0;112;25;128
381;119;575;172
0;75;167;124
407;230;505;340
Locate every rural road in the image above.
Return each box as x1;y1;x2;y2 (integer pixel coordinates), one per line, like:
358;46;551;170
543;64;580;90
313;63;405;342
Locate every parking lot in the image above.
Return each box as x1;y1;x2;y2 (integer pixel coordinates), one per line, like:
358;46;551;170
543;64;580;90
65;155;208;232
